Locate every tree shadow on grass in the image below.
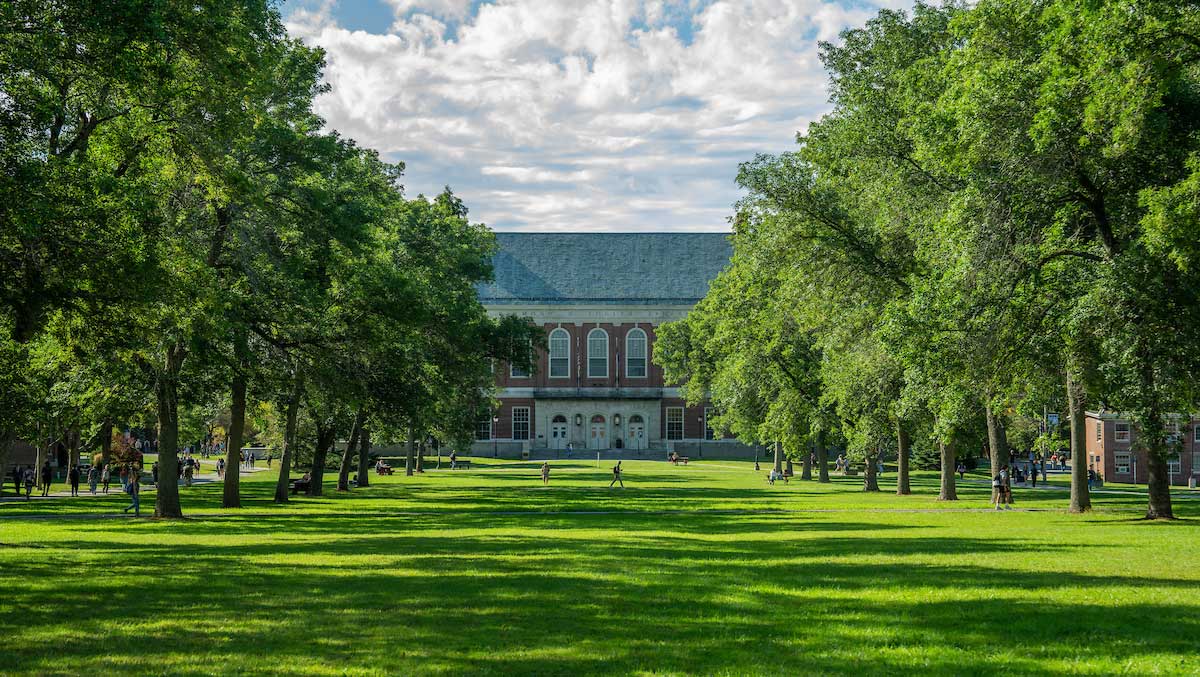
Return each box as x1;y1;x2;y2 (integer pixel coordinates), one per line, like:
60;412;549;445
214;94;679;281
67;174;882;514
1;512;1198;675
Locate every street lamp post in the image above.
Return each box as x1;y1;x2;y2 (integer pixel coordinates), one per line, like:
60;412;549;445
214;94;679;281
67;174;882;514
492;416;499;458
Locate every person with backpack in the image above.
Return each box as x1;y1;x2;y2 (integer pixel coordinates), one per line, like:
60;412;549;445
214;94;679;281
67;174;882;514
609;461;624;489
957;462;966;480
23;466;35;500
101;464;111;494
992;470;1004;510
87;464;99;494
123;471;141;517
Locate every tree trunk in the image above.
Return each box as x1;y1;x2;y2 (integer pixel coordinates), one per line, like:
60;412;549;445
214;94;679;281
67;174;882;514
800;446;813;480
67;429;81;470
862;453;880;492
337;410;364;491
896;420;911;495
1066;369;1092;513
415;437;425;473
0;430;13;497
100;419;113;465
405;427;415;477
356;427;371;488
308;422;334;497
273;374;303;504
816;431;830;483
1145;445;1174;519
155;343;187;518
773;441;783;474
937;440;957;501
985;401;1011;504
223;370;246;508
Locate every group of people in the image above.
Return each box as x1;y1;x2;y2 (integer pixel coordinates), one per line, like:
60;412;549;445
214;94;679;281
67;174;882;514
9;460;142;513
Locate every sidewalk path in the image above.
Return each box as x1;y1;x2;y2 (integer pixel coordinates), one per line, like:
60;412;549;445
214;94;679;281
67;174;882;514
0;466;273;504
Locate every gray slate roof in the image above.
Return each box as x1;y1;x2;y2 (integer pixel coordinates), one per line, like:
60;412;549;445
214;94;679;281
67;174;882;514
477;232;732;305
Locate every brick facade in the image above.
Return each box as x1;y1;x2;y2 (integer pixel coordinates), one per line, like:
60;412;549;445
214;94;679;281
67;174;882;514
1086;413;1200;485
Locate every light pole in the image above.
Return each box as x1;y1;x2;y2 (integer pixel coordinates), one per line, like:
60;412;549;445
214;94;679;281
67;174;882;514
492;416;499;458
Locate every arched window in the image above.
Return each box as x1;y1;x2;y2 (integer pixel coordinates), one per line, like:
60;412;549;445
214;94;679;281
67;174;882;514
549;328;570;378
625;328;647;378
587;328;608;378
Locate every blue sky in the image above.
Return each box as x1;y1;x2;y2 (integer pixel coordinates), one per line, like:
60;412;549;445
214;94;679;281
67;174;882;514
281;0;908;231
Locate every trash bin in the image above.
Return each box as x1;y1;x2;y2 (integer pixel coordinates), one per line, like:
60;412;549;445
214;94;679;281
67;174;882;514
1190;476;1197;490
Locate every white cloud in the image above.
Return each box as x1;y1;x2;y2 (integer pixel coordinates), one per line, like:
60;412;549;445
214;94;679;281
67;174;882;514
286;0;909;231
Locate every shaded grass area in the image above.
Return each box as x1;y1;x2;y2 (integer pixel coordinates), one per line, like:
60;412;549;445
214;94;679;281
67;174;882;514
2;461;1199;675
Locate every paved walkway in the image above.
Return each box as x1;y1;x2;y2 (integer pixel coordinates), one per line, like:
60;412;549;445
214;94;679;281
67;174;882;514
0;466;273;503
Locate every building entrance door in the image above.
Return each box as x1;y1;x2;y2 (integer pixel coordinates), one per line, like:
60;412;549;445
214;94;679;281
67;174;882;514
550;416;568;450
627;415;645;451
590;415;607;450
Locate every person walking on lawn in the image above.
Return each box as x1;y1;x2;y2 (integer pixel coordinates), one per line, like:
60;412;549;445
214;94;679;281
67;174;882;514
40;461;52;497
67;464;80;497
123;472;141;516
101;464;111;494
541;462;550;485
23;466;34;499
11;465;20;496
87;464;98;494
609;461;624;489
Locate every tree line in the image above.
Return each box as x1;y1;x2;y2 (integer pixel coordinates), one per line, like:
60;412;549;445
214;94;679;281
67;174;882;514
657;0;1200;519
0;0;539;516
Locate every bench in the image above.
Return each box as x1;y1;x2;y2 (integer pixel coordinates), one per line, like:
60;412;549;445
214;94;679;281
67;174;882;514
673;456;689;465
376;466;394;476
450;460;471;470
290;479;310;495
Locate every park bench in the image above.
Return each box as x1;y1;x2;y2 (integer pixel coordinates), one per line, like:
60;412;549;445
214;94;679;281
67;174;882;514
672;456;689;465
452;460;472;470
376;465;394;476
290;479;310;494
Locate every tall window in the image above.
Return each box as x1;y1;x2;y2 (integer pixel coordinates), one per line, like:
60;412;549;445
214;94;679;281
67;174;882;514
666;407;684;440
1115;422;1130;442
704;407;715;440
510;340;532;378
1168;453;1181;475
626;328;647;378
1193;425;1200;443
1096;421;1102;441
512;407;530;441
1115;452;1131;474
588;328;608;378
476;418;492;441
549;328;570;378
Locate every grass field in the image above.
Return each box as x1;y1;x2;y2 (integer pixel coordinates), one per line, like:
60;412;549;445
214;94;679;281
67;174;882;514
2;460;1199;675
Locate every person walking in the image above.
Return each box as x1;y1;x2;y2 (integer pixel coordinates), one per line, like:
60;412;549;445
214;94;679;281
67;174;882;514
40;461;53;497
67;464;80;497
11;465;20;496
267;453;272;469
541;462;550;485
123;472;141;516
152;462;159;487
216;457;225;478
450;451;457;470
101;464;111;494
23;466;35;500
183;463;193;487
1002;464;1014;509
992;471;1004;511
87;464;98;494
608;461;624;489
957;462;966;480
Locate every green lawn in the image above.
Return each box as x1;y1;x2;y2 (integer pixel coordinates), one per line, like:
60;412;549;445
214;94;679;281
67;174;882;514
2;460;1198;675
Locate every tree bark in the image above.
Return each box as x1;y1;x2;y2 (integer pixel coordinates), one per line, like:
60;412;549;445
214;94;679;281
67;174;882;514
773;441;783;474
985;401;1011;504
937;439;957;501
0;430;13;497
337;409;364;491
415;437;425;473
816;430;830;483
895;420;911;495
155;343;187;518
405;426;415;477
862;453;880;492
223;370;246;508
308;422;334;496
800;445;813;480
1145;444;1174;519
356;427;371;488
100;419;113;465
1066;369;1092;513
273;374;303;504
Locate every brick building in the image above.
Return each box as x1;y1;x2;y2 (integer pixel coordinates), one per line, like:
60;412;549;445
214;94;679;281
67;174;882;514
1085;412;1200;485
470;232;752;458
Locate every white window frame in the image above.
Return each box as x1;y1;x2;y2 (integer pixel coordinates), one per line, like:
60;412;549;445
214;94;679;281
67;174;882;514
476;418;492;441
587;328;608;378
666;407;684;441
1193;425;1200;444
512;407;530;441
1096;421;1102;441
625;328;648;379
1168;453;1181;475
1114;422;1130;442
703;407;715;440
1115;452;1131;474
1192;451;1200;475
549;328;570;379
